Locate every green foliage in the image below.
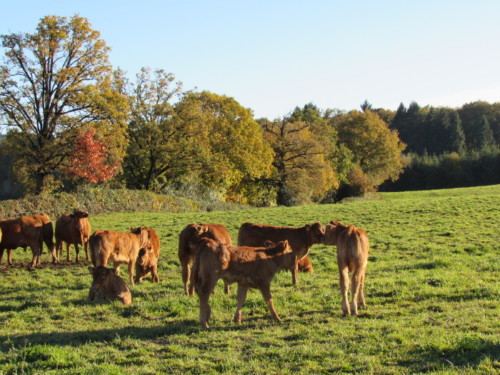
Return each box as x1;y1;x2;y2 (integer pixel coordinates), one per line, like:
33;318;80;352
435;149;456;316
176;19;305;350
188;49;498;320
0;185;498;374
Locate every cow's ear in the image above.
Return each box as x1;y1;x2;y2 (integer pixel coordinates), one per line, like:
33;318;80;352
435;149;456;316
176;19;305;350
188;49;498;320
82;212;89;218
70;213;75;218
305;224;311;230
88;266;94;275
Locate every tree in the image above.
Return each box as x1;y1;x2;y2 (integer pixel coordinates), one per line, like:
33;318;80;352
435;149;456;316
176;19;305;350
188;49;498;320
260;104;338;206
333;110;406;188
64;128;118;183
174;91;274;203
122;67;184;191
0;15;129;193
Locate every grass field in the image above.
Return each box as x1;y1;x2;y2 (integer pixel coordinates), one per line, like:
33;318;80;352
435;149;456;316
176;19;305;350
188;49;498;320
0;185;498;374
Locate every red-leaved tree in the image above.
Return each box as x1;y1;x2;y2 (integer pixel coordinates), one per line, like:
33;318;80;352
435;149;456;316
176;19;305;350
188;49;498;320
65;129;118;184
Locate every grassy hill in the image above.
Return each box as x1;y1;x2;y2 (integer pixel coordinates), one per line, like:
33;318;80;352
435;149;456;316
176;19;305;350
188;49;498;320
0;185;498;374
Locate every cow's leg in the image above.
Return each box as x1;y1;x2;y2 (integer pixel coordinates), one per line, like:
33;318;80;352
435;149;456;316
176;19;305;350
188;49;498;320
223;280;231;295
233;284;248;323
339;266;350;316
291;261;299;286
84;241;90;261
75;243;80;263
128;260;135;286
180;255;191;295
49;243;58;264
28;244;41;269
66;243;72;262
197;276;217;329
0;247;4;264
152;264;160;283
358;271;366;307
350;268;364;316
7;249;13;265
260;284;281;322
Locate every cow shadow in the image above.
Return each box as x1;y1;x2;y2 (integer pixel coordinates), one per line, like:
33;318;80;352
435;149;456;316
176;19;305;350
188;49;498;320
0;320;199;351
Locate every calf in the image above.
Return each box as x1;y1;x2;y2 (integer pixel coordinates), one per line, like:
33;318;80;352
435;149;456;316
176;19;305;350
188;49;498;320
89;227;149;286
55;210;91;262
298;256;314;274
191;238;296;328
0;216;43;268
178;223;232;295
237;222;325;285
88;266;132;305
135;227;160;283
322;220;369;316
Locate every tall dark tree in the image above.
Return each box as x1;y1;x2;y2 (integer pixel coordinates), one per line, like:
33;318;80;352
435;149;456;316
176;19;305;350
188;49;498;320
0;15;128;193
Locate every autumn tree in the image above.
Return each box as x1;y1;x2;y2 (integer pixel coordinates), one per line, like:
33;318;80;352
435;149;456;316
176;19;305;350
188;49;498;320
0;15;129;194
65;128;118;183
173;91;274;203
122;67;184;190
332;110;406;192
260;104;338;206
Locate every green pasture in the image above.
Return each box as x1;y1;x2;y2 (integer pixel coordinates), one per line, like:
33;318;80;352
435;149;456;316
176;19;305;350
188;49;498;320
0;185;498;374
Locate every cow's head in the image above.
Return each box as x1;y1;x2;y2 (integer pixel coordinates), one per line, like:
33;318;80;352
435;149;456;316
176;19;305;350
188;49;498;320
322;220;346;245
70;209;89;230
89;265;116;284
306;222;325;244
137;246;156;267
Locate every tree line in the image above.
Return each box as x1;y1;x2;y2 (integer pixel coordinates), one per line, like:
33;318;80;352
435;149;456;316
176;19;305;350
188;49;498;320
0;15;498;205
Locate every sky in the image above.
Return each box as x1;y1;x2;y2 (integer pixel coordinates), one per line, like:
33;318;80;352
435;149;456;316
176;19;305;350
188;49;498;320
1;0;500;119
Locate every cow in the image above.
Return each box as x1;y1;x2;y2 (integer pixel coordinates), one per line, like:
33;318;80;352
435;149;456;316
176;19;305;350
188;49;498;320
191;238;296;328
0;216;44;268
135;227;160;283
298;256;314;274
32;214;59;263
89;227;149;286
88;266;132;305
178;223;232;295
237;222;325;285
55;210;91;262
322;220;369;316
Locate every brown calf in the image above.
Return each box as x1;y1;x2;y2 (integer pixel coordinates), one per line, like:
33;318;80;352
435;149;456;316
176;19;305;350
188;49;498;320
55;210;91;262
237;222;324;285
0;216;44;268
89;227;149;286
88;266;132;305
322;220;369;316
191;238;296;328
135;227;160;283
178;223;232;295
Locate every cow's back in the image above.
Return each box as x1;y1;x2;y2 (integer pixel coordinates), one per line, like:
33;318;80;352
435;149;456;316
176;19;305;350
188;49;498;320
238;223;304;251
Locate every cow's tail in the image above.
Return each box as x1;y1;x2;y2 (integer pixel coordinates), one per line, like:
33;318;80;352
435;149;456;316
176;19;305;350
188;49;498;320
88;233;102;267
190;252;201;294
348;232;368;264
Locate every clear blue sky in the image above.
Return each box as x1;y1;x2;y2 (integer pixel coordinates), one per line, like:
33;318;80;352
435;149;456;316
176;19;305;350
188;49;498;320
2;0;499;119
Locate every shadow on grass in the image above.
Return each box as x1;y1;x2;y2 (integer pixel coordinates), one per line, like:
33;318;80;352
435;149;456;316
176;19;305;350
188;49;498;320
400;338;500;372
0;320;200;351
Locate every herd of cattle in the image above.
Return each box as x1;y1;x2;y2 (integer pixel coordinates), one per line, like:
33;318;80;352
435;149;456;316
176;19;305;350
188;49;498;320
0;210;369;328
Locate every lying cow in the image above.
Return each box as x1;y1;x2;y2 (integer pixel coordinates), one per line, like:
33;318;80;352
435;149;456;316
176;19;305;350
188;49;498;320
322;220;369;316
191;238;296;328
135;227;160;283
88;266;132;305
0;216;44;268
178;223;232;295
237;222;325;285
90;227;149;286
55;209;91;262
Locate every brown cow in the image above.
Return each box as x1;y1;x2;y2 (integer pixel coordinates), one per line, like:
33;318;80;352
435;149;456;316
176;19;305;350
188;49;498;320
55;210;91;262
322;220;369;316
32;214;59;263
178;223;232;295
89;227;149;286
135;227;160;283
0;216;43;268
237;222;325;285
191;238;296;328
88;266;132;305
298;256;314;274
